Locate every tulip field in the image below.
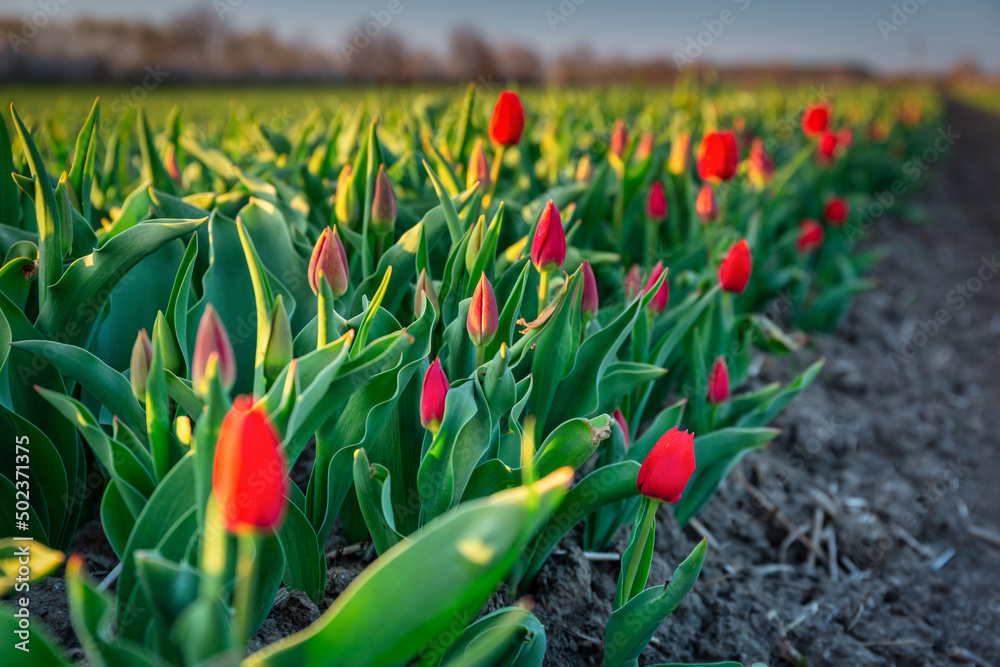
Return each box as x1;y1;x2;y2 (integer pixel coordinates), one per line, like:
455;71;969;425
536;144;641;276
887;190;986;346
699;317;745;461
4;82;998;667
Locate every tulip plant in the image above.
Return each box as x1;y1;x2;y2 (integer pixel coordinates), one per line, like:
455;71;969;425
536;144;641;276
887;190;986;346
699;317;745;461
0;83;938;666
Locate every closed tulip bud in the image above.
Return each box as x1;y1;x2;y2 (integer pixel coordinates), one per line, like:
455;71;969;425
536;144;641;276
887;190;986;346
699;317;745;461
308;226;349;298
797;219;824;253
334;165;358;228
414;268;439;319
153;311;182;374
817;131;838;163
488;91;525;146
468;273;499;348
668;131;691;175
697;131;739;182
643;261;669;314
635;130;655;161
130;329;153;402
613;408;630;449
695;184;718;224
646;181;668;222
212;396;289;535
836;127;854;150
465;215;486;273
707;356;729;404
164;143;182;184
575;154;594;183
581;260;599;322
609;119;628;158
531;200;566;273
718;239;752;294
801;103;830;137
466;138;491;193
746;138;775;190
192;305;236;395
371;164;397;236
823;197;849;227
624;264;643;301
636;427;696;503
420;357;449;433
264;295;293;381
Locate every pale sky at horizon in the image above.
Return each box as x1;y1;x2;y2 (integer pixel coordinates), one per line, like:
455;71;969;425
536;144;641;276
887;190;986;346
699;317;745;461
9;0;1000;73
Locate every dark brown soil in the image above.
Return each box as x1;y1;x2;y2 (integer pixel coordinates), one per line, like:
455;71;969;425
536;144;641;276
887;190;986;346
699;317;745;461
16;98;1000;667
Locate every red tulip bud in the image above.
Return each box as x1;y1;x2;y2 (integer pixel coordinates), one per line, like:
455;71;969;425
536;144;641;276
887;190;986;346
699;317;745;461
697;131;739;182
695;184;718;224
613;407;630;449
414;268;440;319
624;264;643;301
797;219;824;253
718;239;752;294
817;131;838;163
489;91;525;146
646;181;668;222
835;127;854;150
420;357;449;433
468;273;499;348
130;329;153;402
635;130;655;161
192;305;236;395
213;396;289;534
823;197;849;227
371;164;397;236
643;261;669;315
581;260;599;321
636;427;696;503
707;356;729;404
609;119;628;158
466;138;491;193
309;226;350;298
802;103;831;137
531;200;566;273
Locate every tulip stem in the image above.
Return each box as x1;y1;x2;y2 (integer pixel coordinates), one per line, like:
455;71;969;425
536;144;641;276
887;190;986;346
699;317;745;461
475;344;485;368
233;533;261;649
486;144;506;209
538;269;550;316
617;495;658;608
645;217;658;266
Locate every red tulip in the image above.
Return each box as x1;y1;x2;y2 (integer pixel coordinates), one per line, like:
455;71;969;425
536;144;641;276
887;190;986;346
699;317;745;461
488;91;524;146
823;197;849;226
624;264;643;301
193;305;236;395
718;239;752;293
613;407;630;449
609;119;628;158
213;396;289;535
797;219;824;253
420;358;449;433
646;181;668;222
308;226;349;298
802;103;830;137
468;273;499;347
643;261;669;315
695;184;717;224
581;260;599;321
636;427;696;503
707;356;729;404
531;200;566;273
817;131;838;163
697;131;739;182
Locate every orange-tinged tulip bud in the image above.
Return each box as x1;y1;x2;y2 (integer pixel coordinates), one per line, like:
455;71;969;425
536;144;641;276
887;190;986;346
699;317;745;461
308;226;349;298
130;329;153;402
371;164;397;236
635;130;655;161
646;181;668;222
707;356;729;404
695;184;718;224
643;261;669;315
797;219;824;253
489;91;525;146
668;132;690;175
575;154;594;183
212;396;289;535
466;138;491;193
468;273;499;348
531;200;566;273
192;305;236;395
636;427;696;503
718;239;752;294
746;138;775;190
414;268;439;319
697;131;739;182
609;119;628;158
581;260;599;321
420;357;449;433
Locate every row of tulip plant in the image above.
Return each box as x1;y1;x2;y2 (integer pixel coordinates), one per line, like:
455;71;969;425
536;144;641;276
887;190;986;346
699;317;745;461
0;83;937;666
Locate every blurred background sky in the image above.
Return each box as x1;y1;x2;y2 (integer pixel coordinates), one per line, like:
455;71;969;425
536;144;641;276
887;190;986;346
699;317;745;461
3;0;999;82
